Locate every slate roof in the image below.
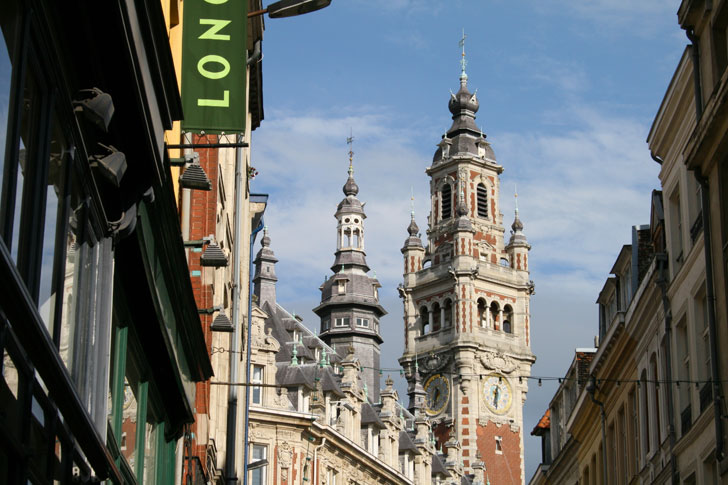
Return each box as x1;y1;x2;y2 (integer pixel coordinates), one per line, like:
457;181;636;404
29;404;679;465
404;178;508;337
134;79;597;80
431;453;449;477
398;431;421;454
360;403;386;429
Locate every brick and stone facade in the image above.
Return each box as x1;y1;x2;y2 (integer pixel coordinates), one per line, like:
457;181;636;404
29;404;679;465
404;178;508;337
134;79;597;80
399;62;536;484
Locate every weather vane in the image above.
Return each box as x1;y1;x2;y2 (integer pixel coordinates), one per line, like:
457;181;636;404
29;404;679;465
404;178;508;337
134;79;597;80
346;128;354;173
459;29;468;78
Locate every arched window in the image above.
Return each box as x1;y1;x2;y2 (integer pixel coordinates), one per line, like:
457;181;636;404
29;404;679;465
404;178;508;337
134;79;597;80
503;305;513;333
353;228;360;248
477;299;488;328
477;183;488;218
490;301;500;330
441;184;452;220
432;303;441;332
443;299;452;328
419;307;429;335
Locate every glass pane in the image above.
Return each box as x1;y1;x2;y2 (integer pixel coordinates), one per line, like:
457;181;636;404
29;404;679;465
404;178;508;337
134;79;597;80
0;1;20;225
121;377;138;473
143;420;158;484
38;114;68;330
0;348;22;441
10;67;39;263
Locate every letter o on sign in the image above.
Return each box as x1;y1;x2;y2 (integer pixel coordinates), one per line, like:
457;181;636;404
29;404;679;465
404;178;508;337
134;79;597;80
197;55;231;80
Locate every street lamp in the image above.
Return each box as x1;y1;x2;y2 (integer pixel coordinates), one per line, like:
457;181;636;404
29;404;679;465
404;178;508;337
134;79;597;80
248;0;332;18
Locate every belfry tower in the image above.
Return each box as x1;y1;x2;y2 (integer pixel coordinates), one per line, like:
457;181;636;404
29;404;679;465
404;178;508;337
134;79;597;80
398;38;535;484
314;144;386;403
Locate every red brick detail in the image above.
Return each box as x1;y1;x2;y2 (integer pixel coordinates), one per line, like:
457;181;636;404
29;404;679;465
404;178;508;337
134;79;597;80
461;407;469;415
462;396;469;404
188;135;220;470
491;253;497;264
462;428;469;435
472;289;516;303
462;418;470;425
434;422;452;450
462;439;470;446
416;289;454;306
476;422;522;485
463;449;470;456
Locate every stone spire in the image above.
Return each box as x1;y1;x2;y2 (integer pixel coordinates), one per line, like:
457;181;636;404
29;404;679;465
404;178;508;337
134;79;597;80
314;140;387;403
253;227;278;309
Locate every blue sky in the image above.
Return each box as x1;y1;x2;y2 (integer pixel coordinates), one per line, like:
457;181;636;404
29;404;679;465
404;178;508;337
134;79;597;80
250;0;685;478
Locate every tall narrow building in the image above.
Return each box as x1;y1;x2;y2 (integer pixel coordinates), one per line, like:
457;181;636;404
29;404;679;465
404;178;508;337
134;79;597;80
399;43;536;484
314;157;386;403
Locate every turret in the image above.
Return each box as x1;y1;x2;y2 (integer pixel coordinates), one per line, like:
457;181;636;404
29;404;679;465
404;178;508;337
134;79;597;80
314;144;386;403
506;193;530;273
253;227;278;308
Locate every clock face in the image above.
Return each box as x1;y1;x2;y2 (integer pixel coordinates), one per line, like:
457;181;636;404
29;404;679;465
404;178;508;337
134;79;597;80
483;374;512;414
424;374;450;416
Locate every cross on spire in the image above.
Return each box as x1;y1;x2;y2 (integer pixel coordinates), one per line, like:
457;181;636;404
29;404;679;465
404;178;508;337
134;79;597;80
459;29;468;80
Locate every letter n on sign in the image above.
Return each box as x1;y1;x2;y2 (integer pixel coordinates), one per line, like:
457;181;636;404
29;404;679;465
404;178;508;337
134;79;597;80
181;0;247;134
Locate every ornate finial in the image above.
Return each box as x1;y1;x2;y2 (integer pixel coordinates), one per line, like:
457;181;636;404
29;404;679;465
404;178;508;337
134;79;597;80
291;339;299;366
512;185;524;233
320;347;327;368
343;131;359;196
459;29;468;82
347;129;354;173
408;189;420;236
456;186;468;217
410;187;415;218
261;225;270;247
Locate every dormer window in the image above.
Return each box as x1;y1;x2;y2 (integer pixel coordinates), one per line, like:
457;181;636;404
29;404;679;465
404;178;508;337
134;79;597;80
338;280;346;294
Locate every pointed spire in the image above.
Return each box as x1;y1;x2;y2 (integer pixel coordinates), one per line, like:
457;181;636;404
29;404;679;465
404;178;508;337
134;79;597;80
343;131;359;196
512;186;524;232
408;189;419;236
261;225;270;247
459;29;468;83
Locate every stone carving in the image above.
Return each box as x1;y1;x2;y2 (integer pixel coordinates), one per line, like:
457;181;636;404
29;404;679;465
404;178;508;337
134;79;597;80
479;350;517;374
418;353;451;373
275;388;294;409
278;441;293;469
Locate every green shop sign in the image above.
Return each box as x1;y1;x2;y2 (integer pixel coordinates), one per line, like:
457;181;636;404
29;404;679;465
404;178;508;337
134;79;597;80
181;0;247;134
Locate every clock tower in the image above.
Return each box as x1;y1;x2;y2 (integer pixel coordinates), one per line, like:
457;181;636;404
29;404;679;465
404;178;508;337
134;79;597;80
399;42;535;484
